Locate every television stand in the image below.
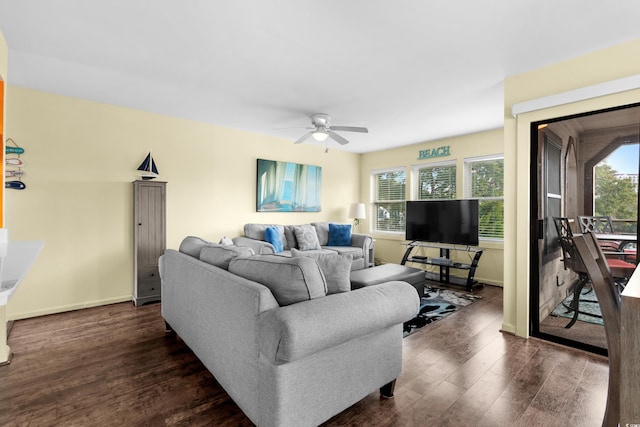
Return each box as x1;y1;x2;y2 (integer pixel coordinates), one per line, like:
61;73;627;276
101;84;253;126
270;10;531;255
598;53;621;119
400;241;483;292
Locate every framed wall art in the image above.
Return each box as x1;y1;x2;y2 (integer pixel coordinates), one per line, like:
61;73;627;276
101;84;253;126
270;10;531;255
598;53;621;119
256;159;322;212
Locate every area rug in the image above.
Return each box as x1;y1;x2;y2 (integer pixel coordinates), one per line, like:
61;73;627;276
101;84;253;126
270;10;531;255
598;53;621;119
551;286;604;326
403;286;482;337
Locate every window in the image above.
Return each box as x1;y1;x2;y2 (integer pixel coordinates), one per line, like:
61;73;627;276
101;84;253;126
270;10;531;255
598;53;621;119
464;155;504;239
372;168;406;232
413;161;456;200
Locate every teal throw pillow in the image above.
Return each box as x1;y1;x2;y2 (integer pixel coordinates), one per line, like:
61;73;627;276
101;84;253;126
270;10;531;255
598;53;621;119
327;223;352;246
265;226;284;253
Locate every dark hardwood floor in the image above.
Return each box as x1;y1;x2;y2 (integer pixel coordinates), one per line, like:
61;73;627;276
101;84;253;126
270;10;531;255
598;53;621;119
1;284;608;426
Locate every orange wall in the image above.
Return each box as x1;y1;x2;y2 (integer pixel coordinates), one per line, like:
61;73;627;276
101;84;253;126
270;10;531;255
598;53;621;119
0;80;4;226
0;80;3;134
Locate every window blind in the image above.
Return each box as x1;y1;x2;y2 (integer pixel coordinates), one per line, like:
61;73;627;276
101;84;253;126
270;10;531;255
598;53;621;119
464;157;504;239
372;169;406;232
415;163;456;200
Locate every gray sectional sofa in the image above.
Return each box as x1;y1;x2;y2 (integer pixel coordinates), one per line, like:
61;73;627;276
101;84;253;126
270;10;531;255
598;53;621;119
160;236;419;427
232;222;373;270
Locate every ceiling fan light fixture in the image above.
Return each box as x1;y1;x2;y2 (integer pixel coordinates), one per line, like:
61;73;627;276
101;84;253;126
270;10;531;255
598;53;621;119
289;113;367;146
312;130;329;141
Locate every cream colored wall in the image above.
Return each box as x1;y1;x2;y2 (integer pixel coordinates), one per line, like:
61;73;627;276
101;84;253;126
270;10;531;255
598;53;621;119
0;28;6;218
0;29;9;363
504;37;640;337
4;86;360;320
359;128;504;287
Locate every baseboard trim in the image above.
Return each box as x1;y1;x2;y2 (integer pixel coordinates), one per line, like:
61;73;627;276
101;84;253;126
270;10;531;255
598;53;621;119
501;322;516;335
475;277;503;287
8;296;133;321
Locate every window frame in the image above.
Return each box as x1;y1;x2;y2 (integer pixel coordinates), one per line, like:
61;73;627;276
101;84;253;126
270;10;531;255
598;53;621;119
463;154;505;241
411;160;457;201
370;166;407;234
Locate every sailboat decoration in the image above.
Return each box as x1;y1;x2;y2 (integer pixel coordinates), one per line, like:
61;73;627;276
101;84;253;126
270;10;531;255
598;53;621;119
137;151;159;180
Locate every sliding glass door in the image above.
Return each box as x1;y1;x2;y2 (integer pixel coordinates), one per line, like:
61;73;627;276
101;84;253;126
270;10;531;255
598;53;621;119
531;103;640;355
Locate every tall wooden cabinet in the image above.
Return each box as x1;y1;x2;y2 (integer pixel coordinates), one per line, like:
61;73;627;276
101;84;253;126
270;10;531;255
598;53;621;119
133;180;166;306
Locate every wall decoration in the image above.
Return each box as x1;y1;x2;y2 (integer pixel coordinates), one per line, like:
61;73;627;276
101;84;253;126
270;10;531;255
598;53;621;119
5;138;26;190
417;145;450;160
257;159;322;212
136;151;159;180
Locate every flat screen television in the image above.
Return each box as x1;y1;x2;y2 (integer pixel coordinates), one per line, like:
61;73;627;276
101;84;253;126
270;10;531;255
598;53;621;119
405;199;479;246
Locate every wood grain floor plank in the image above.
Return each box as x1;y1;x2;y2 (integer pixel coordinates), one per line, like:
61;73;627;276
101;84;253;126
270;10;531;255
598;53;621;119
562;357;609;427
479;344;583;426
0;285;608;426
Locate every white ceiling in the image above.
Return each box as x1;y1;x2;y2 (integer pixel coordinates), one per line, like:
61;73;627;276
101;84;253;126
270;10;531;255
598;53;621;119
1;1;640;153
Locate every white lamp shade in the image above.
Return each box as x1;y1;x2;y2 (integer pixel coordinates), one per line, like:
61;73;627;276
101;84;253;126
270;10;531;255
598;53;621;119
348;203;366;219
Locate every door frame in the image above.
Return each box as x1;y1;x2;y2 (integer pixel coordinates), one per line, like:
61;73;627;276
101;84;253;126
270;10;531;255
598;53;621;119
529;102;640;354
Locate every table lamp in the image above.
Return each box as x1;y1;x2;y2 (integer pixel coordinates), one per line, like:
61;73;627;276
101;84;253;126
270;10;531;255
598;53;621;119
348;203;366;229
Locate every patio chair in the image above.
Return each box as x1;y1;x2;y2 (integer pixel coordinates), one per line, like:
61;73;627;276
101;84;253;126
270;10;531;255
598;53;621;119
572;232;621;427
553;217;633;326
553;217;592;328
577;215;622;252
578;215;638;270
577;215;616;234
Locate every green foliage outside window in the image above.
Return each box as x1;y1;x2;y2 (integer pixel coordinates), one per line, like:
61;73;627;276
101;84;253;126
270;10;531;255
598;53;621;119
417;165;456;200
478;200;504;239
469;158;504;239
595;162;638;233
374;170;406;232
471;159;504;198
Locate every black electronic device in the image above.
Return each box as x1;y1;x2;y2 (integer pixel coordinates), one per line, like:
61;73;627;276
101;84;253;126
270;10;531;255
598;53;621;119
405;199;479;246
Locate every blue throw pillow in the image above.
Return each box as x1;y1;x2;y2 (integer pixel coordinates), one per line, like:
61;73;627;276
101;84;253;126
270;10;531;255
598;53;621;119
327;223;352;246
264;226;283;253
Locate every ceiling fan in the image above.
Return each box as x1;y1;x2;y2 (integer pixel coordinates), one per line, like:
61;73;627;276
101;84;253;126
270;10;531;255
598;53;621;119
293;113;368;145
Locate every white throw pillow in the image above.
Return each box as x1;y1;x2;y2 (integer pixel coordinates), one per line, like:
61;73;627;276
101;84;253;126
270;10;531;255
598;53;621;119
293;225;321;251
219;236;234;245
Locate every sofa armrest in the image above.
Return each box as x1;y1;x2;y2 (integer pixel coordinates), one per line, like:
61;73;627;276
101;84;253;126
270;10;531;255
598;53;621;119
232;236;275;255
258;281;419;363
351;233;373;266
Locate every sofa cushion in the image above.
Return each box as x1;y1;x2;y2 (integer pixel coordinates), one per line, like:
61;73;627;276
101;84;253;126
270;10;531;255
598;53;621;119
322;245;363;260
200;244;255;270
311;222;330;246
293;224;321;251
293;248;339;256
283;225;298;250
327;223;352;246
350;257;365;271
179;236;212;258
291;248;352;294
229;255;327;306
264;226;284;253
244;224;287;249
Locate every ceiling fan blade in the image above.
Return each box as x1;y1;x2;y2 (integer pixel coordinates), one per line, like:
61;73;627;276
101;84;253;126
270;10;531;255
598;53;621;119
294;131;314;144
328;131;350;145
273;126;315;130
330;126;368;133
